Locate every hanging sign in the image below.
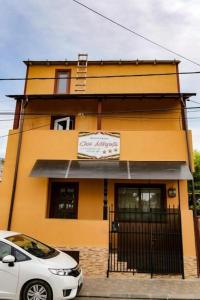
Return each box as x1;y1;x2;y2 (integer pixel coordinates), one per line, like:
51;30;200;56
78;132;120;159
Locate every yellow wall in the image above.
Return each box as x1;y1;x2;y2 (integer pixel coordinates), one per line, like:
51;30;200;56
0;133;19;229
26;63;178;94
7;129;190;162
181;210;196;257
0;61;195;258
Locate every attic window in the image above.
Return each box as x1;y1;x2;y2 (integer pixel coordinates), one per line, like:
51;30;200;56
54;70;70;94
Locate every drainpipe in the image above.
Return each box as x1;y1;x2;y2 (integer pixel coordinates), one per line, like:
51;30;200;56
181;97;196;214
7;64;29;230
7;99;27;230
181;96;199;277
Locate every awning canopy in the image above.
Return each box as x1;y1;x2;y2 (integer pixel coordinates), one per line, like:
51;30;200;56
30;160;193;180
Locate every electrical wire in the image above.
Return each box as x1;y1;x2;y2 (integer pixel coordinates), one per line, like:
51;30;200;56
102;115;200;120
72;0;200;68
1;113;200;140
0;123;50;139
0;70;200;81
0;106;200;116
189;100;200;105
0;109;199;121
0;116;47;122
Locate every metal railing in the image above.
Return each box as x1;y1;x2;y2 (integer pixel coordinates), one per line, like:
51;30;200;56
107;208;184;278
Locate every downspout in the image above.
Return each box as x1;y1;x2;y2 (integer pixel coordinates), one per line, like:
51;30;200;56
7;100;26;230
181;95;199;277
182;100;196;213
7;64;29;230
176;60;199;276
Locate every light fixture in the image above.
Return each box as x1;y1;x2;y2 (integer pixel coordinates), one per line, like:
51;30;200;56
168;188;176;198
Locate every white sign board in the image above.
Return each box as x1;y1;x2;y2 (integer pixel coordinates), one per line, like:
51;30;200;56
78;132;120;159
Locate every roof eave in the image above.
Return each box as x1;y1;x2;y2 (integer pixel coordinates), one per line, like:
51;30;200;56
6;92;196;101
23;59;180;66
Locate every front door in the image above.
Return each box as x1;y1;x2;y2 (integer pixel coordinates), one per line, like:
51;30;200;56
0;241;19;299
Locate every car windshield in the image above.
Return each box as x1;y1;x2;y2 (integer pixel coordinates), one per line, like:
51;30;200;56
7;234;59;259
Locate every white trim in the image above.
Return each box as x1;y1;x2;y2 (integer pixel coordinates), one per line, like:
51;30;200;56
54;117;71;130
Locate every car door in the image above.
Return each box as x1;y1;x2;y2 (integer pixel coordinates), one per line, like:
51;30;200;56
0;241;19;299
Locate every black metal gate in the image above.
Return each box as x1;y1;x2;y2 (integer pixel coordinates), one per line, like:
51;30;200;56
107;208;184;278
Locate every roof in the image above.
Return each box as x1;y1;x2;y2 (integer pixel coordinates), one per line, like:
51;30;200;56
7;93;196;101
0;230;19;239
23;59;180;66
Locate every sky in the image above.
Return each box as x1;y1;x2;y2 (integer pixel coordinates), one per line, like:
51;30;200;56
0;0;200;157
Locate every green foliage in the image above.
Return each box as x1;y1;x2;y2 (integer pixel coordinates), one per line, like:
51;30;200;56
188;150;200;214
193;150;200;192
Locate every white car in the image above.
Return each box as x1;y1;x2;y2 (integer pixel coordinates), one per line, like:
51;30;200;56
0;231;83;300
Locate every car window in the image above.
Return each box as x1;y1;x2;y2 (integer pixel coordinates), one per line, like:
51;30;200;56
0;241;11;260
7;234;58;259
14;249;30;262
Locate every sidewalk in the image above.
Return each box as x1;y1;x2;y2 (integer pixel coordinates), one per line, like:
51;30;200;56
78;277;200;299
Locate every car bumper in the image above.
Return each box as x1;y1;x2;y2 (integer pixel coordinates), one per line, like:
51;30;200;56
49;270;83;300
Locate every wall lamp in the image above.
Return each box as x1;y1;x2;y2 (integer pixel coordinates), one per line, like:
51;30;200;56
168;188;176;198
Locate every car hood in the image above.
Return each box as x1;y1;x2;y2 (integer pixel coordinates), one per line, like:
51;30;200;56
38;250;77;269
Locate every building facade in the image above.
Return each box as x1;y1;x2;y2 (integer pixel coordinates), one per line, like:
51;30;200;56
0;56;197;278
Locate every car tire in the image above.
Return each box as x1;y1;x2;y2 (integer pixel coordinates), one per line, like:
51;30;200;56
22;279;53;300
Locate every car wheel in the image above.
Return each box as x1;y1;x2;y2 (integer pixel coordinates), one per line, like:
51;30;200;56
22;279;52;300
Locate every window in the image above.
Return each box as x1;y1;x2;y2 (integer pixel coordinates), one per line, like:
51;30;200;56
7;234;58;259
54;70;70;94
0;241;11;260
49;182;79;219
118;186;162;210
116;184;165;222
51;116;75;130
14;249;30;262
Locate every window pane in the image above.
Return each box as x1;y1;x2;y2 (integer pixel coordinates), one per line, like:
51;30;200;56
14;249;28;262
118;188;139;209
149;189;161;209
0;242;11;260
57;72;69;93
50;183;78;219
116;186;163;222
141;189;150;211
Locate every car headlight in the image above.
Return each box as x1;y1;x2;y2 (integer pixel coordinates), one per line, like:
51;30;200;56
49;268;71;276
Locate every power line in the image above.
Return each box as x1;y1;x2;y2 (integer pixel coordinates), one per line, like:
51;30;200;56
0;123;50;139
190;100;200;105
1;113;200;139
0;107;200;118
0;70;200;81
0;106;200;112
0;106;200;115
0;113;200;139
0;116;46;122
1;108;200;118
103;115;200;120
72;0;200;68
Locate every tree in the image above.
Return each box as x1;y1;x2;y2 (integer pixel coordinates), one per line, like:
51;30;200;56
189;150;200;213
193;150;200;193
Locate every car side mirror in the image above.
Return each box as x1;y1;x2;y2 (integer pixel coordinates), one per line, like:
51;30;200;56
2;255;15;267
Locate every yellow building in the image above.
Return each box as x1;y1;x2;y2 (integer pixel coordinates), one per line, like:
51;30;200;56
0;55;197;278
